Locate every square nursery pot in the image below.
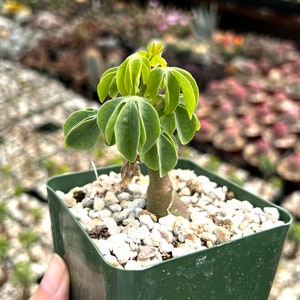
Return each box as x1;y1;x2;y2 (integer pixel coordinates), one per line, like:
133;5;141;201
46;158;292;300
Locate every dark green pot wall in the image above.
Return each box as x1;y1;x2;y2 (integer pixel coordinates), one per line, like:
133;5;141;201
47;158;292;300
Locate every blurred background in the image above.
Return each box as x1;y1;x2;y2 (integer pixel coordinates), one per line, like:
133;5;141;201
0;0;300;299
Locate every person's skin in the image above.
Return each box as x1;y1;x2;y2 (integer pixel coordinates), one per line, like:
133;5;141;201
30;254;70;300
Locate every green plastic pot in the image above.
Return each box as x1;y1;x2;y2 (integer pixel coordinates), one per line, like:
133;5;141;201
47;158;292;300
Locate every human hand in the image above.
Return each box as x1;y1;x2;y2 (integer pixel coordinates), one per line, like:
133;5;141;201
30;254;70;300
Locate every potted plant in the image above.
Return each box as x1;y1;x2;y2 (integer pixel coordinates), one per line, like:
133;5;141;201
47;42;292;300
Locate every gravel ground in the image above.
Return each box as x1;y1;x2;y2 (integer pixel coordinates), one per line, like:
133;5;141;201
0;14;299;299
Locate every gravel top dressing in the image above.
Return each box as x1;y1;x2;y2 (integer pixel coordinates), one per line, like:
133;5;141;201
56;168;284;270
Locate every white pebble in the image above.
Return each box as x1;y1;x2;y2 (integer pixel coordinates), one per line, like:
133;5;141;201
96;209;112;219
69;207;88;221
159;214;177;231
159;238;174;253
231;213;244;232
172;247;193;258
137;257;162;268
103;254;121;267
138;246;159;260
127;225;150;243
180;187;191;196
112;243;134;264
103;218;120;235
274;221;285;227
107;233;128;245
226;199;242;210
173;217;192;242
261;220;276;231
205;204;220;215
113;209;131;223
104;191;119;206
117;192;131;201
131;198;146;210
124;260;141;270
62;196;77;207
180;195;194;205
190;211;207;223
253;207;264;215
94;239;111;256
200;232;217;244
80;218;100;231
109;203;122;212
128;182;147;195
239;220;249;231
119;200;131;209
159;228;174;244
122;217;140;228
240;201;254;212
139;214;154;230
214;226;231;243
212;187;226;201
264;207;280;222
221;206;235;218
143;230;161;247
242;227;255;236
244;212;260;224
93;197;105;211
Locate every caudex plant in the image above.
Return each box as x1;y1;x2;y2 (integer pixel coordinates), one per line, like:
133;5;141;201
63;42;200;219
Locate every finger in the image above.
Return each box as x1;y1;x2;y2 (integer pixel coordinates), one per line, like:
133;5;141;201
30;254;70;300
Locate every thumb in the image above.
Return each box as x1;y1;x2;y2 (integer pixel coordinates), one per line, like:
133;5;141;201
30;254;70;300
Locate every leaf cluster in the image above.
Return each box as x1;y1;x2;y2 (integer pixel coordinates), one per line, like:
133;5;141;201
64;42;200;176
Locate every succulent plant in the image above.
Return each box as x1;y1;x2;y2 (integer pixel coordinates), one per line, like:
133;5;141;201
272;121;289;139
240;114;262;138
226;83;247;105
63;42;200;218
277;152;300;182
193;118;216;143
255;103;275;125
243;138;279;169
263;121;297;151
213;124;245;152
190;4;218;41
246;78;265;93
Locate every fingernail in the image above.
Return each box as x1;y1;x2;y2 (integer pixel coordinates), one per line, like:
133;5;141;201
41;254;67;295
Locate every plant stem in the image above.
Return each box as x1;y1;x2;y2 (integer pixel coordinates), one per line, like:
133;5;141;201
147;169;189;219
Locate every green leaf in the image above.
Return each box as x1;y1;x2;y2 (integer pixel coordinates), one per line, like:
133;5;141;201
63;108;96;135
141;130;178;176
127;55;142;95
164;69;180;114
150;55;167;67
147;42;164;58
116;57;129;95
64;108;100;150
115;100;140;162
104;102;125;145
116;54;150;96
145;68;164;104
160;112;176;135
137;99;160;153
146;42;167;67
158;131;178;176
140;144;159;171
140;55;151;84
109;76;118;98
97;98;124;145
171;67;199;118
175;105;201;144
97;67;118;102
